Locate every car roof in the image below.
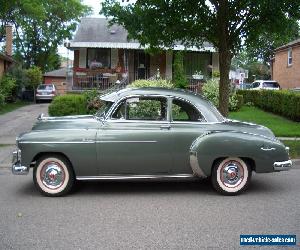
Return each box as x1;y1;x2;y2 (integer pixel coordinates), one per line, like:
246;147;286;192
253;80;278;83
100;87;205;103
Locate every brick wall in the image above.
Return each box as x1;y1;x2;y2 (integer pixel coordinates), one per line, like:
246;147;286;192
44;76;67;95
273;45;300;89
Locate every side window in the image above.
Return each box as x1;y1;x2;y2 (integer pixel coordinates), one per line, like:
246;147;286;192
112;96;167;121
172;99;205;122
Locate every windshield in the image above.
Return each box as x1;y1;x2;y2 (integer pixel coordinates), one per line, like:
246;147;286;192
95;101;114;118
38;85;54;90
263;82;279;88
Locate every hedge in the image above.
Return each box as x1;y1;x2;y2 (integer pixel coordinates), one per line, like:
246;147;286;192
237;90;300;121
48;94;88;116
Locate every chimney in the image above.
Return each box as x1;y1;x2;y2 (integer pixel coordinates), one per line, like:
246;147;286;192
5;24;13;57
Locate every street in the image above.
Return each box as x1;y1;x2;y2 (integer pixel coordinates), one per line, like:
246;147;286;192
0;167;299;249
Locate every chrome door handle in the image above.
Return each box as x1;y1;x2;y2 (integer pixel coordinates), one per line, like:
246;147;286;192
160;125;171;130
260;147;276;151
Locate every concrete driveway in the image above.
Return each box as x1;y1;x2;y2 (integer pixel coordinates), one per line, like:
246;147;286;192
0;103;49;167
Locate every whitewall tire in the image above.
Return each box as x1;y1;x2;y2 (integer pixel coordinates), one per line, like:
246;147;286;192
33;154;75;197
212;157;251;195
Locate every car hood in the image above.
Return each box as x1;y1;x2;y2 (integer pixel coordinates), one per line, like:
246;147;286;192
217;119;276;140
31;115;101;130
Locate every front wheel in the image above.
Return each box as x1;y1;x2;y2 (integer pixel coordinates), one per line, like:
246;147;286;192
33;154;75;197
211;157;251;195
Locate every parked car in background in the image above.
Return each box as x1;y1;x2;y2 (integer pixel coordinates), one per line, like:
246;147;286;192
36;84;57;103
250;80;280;90
12;88;291;197
290;87;300;93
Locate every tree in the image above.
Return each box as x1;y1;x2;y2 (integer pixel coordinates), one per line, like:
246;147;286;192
0;0;91;71
26;66;42;102
101;0;300;116
173;51;188;89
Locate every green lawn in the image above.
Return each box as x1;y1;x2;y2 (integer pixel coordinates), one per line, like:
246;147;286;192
281;140;300;159
0;101;30;115
229;106;300;137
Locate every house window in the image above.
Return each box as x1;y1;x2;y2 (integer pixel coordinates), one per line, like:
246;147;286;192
87;48;111;68
288;48;292;66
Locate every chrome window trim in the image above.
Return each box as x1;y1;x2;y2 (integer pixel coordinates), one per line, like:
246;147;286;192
170;96;207;123
106;94;170;122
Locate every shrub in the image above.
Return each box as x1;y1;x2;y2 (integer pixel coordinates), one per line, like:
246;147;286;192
0;91;5;107
128;79;174;88
202;79;240;111
83;89;104;114
173;51;188;89
0;75;17;101
237;90;300;121
48;95;88;116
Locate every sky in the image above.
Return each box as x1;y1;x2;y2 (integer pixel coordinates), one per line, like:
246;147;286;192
58;0;102;59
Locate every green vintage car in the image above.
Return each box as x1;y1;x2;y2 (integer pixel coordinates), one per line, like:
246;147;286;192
12;87;292;196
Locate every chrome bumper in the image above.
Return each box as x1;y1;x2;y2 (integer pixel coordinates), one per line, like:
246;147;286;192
12;149;29;175
273;160;292;171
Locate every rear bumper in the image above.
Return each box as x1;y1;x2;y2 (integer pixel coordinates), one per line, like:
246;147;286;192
273;160;292;171
36;94;55;100
11;149;29;175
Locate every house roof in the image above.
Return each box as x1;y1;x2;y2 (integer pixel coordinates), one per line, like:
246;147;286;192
69;18;215;52
275;38;300;52
44;68;69;78
0;52;14;63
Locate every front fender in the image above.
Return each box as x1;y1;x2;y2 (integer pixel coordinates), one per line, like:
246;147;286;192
190;131;288;176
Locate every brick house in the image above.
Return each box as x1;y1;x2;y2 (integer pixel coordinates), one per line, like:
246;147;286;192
43;68;71;95
67;18;219;90
272;39;300;89
0;25;14;78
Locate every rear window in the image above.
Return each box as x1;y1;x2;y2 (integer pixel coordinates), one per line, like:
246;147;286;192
263;82;279;88
38;85;54;90
252;82;260;88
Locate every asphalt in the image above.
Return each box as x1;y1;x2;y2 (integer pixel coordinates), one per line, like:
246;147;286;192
0;103;49;168
0;168;299;249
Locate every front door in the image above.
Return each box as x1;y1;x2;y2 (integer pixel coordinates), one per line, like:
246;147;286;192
97;96;172;175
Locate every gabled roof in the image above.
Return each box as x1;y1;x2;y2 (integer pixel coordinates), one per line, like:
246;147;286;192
69;18;215;52
0;52;14;63
44;68;69;77
275;38;300;52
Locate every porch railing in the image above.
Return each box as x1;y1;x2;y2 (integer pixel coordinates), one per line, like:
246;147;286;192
73;68;118;90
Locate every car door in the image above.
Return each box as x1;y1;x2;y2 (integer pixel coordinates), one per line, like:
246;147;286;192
96;95;173;175
167;98;207;174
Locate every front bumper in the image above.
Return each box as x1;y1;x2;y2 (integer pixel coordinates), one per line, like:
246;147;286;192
12;149;29;175
273;160;292;171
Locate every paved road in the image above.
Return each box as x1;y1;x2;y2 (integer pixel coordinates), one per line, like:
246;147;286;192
0;168;299;249
0;104;48;167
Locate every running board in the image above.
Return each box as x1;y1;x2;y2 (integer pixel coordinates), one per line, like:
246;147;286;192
76;174;197;181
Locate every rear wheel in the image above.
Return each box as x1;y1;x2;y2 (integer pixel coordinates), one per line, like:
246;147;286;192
211;157;251;195
33;154;75;197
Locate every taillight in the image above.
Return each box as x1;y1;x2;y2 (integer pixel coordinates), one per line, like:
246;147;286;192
52;90;56;94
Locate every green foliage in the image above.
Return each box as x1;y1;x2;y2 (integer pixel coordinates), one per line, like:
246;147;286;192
25;66;42;90
237;90;300;121
83;89;104;114
128;99;163;120
202;79;240;111
0;92;4;107
128;79;174;88
0;0;91;71
48;95;88;116
0;75;17;101
101;0;300;116
7;66;28;91
212;71;220;78
173;52;188;89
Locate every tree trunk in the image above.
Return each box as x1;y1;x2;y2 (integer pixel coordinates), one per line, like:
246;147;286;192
218;50;231;117
216;0;232;117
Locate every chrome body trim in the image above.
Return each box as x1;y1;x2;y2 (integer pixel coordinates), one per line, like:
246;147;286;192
12;149;29;175
189;151;207;178
18;140;157;144
260;146;276;151
76;174;196;181
273;160;292;171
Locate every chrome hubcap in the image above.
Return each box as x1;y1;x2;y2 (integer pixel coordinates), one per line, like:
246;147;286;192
41;162;65;189
221;161;244;187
